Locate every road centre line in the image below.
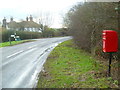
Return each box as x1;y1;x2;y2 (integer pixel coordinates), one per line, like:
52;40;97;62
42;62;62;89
6;50;24;58
28;45;37;49
3;48;38;68
26;48;37;53
6;46;38;59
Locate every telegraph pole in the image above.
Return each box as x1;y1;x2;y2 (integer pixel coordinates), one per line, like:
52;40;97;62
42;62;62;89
118;1;120;88
118;1;120;60
115;1;120;80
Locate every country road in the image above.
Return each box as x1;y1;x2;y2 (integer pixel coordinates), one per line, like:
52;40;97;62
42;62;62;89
0;36;72;88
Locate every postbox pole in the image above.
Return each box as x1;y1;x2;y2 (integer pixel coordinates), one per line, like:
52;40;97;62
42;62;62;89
108;52;112;77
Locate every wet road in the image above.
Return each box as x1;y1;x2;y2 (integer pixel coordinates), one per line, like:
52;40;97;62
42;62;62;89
0;36;72;88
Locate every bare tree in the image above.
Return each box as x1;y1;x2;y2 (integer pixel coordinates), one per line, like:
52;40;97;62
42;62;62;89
34;11;54;31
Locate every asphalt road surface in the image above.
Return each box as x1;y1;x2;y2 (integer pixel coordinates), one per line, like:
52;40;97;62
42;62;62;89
0;36;72;88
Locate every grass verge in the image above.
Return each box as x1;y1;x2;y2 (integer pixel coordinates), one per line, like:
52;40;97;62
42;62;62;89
37;40;118;88
0;40;35;47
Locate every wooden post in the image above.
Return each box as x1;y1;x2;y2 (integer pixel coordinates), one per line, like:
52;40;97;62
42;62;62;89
118;2;120;60
9;37;11;45
118;1;120;88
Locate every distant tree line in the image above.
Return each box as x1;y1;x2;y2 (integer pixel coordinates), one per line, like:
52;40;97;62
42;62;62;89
64;2;119;60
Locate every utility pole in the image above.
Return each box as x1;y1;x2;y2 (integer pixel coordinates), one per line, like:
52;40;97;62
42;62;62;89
113;2;120;87
117;1;120;88
118;1;120;60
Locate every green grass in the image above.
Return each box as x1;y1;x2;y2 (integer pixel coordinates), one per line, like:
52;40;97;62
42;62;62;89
0;40;35;47
37;40;118;88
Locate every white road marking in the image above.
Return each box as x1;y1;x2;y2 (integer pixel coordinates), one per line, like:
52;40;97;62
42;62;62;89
26;48;37;52
28;47;32;49
3;48;38;68
7;50;24;58
28;45;37;49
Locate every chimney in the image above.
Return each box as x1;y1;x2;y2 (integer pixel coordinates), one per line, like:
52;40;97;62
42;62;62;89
2;17;7;28
26;17;28;21
29;15;33;21
10;17;13;22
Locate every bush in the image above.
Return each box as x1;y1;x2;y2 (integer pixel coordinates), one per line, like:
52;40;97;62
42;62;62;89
0;28;42;42
42;28;55;37
64;2;119;59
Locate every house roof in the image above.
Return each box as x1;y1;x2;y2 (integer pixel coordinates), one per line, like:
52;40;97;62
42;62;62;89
7;21;19;28
19;21;40;28
8;21;40;29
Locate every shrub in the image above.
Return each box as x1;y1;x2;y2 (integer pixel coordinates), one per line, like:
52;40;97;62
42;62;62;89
64;2;119;59
0;29;42;42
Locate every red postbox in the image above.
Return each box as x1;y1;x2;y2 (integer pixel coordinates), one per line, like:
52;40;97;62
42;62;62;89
102;30;118;52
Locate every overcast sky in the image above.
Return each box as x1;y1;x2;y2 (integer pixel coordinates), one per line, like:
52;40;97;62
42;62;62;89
0;0;84;28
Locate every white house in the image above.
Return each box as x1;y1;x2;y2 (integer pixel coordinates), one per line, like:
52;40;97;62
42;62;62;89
2;15;42;32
